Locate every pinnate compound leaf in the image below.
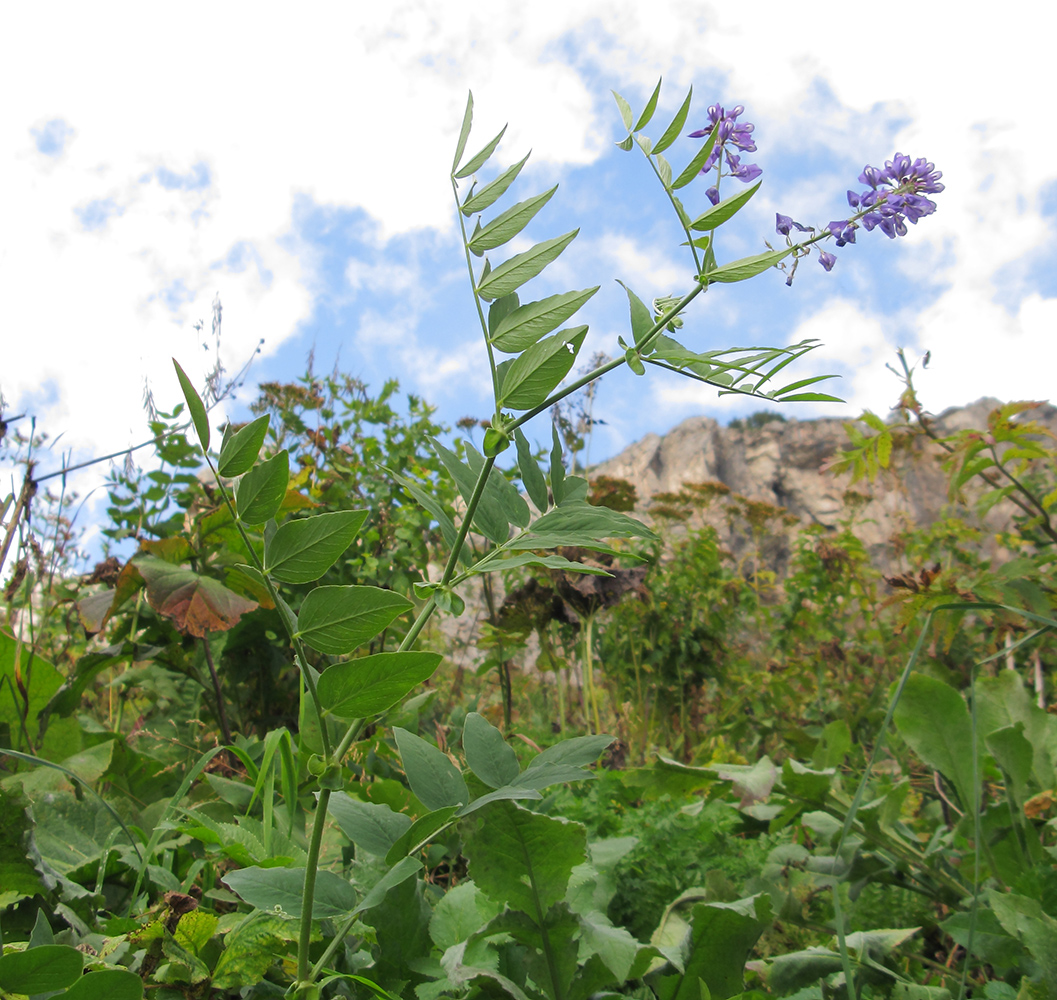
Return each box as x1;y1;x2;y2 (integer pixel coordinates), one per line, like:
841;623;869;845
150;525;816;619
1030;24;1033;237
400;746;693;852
235;449;289;525
455;124;507;179
317;651;441;719
64;969;144;1000
172;359;210;450
689;180;762;232
463;152;530;215
652;86;693;155
499;327;586;411
394;727;469;811
465;801;587;916
617;281;653;347
223;865;358;919
633;79;663;132
706;247;790;284
218;414;270;477
329;794;412;858
0;945;83;994
468;186;558;256
611;90;634;129
264;509;368;584
477;230;579;302
463;712;520;788
296;585;412;655
135;556;257;636
515;428;549;513
452;92;474;173
491;287;599;353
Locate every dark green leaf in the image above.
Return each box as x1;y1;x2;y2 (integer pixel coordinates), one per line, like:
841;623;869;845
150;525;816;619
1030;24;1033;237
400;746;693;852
264;509;368;584
235;449;289;525
394;727;469;811
529;501;655;540
515;428;549;513
550;423;566;505
353;855;423;914
469;186;558;256
452;92;473;173
0;946;83;994
329;794;412;858
689;180;762;232
455;124;507;179
706;248;790;284
463;153;530;215
652;86;692;155
456;786;543;816
511;762;595;790
672;125;718;189
223;866;359;919
488;292;520;336
64;969;144;1000
218;414;270;477
491;287;599;353
633;79;663;131
617;281;652;347
611;90;634;130
317;651;442;719
172;358;209;450
463;712;520;788
477;230;579;302
463;443;530;528
498;327;586;410
296;585;412;655
434;441;510;544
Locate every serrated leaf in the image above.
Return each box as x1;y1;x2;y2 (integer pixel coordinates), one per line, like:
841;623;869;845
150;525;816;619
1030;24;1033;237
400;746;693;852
235;449;289;525
611;90;634;129
705;247;790;284
463;712;520;788
318;651;442;719
455;124;507;179
394;728;469;811
652;86;692;155
633;78;662;131
689;180;762;232
498;326;586;410
295;585;412;655
264;509;368;584
452;92;474;173
477;230;579;302
463;152;530;215
673;125;718;189
218;414;270;477
491;287;599;353
469;186;558;256
515;428;549;513
172;359;210;450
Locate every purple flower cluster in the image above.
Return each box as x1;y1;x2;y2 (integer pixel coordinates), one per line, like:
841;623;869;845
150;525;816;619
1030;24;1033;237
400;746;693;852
689;104;761;205
775;152;943;276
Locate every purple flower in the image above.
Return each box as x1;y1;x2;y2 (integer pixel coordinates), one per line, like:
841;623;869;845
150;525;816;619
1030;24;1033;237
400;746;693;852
690;102;761;182
776;213;812;236
846;151;943;241
818;250;837;272
724;150;762;183
705;186;720;206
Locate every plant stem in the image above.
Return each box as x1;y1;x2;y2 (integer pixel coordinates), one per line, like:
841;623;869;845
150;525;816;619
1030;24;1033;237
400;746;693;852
298;786;332;984
201;633;233;745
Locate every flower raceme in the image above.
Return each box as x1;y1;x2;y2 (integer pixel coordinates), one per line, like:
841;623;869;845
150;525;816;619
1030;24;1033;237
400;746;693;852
690;104;761;205
775;152;944;275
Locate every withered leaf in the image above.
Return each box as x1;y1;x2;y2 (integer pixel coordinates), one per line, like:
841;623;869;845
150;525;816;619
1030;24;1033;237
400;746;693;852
135;555;257;636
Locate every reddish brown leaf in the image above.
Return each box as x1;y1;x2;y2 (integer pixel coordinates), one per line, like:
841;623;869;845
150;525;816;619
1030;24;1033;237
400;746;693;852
135;555;257;636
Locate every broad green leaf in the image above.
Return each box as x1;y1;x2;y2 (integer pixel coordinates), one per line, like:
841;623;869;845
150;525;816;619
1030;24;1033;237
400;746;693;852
893;673;980;812
218;414;270;477
394;727;469;811
463;712;520;788
434;441;510;544
0;634;81;761
452;91;473;173
353;854;423;913
456;786;543;816
488;292;520;336
0;786;46;901
223;865;359;918
491;287;599;353
211;912;289;990
633;79;662;131
235;449;289;525
528;735;615;771
550;423;566;504
135;556;257;636
626;347;645;376
578;911;642;983
455;124;507;179
611;90;634;130
385;806;460;865
498;327;586;410
976;670;1057;791
463;152;530;215
617;281;652;346
989;890;1057;985
987;723;1034;805
478;230;579;302
173;358;210;450
295;585;412;655
64;969;144;1000
529;501;655;540
0;944;83;994
430;881;498;950
465;801;587;917
706;248;790;284
469;186;558;256
318;651;442;719
463;443;530;528
672;125;718;189
512;762;595;790
689;180;762;232
329;793;412;858
766;947;843;995
264;509;368;584
515;429;549;513
652;86;692;155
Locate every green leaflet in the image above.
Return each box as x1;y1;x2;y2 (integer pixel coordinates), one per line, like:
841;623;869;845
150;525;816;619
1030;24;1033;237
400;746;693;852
172;358;210;450
452;91;473;173
394;727;469;811
0;945;83;994
491;287;599;353
223;865;359;919
295;585;412;655
63;969;143;1000
611;90;634;130
488;292;521;337
529;501;656;541
651;86;692;155
689;180;762;232
234;449;289;525
617;281;652;347
497;326;586;410
514;428;549;513
550;423;566;504
385;806;460;865
463;152;529;215
705;247;790;284
455;124;507;179
672;124;718;189
218;414;269;477
317;651;442;719
469;186;558;256
633;79;662;131
329;793;412;858
462;712;520;788
463;442;530;528
264;509;369;584
477;230;579;302
433;441;510;544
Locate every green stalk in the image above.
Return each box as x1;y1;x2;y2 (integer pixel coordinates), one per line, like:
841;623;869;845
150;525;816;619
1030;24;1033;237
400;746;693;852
297;786;332;985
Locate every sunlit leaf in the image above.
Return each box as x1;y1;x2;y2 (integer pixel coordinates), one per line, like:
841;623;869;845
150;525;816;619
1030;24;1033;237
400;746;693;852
317;651;442;719
491;287;599;353
264;509;369;584
452;91;474;173
611;90;634;130
235;449;289;525
652;86;692;155
706;247;790;284
218;414;269;478
469;187;558;256
455;124;507;179
672;124;718;189
477;230;579;302
463;152;530;215
295;585;412;655
172;359;209;450
689;180;762;232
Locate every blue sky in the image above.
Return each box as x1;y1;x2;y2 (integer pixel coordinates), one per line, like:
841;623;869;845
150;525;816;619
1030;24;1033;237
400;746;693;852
3;1;1056;547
